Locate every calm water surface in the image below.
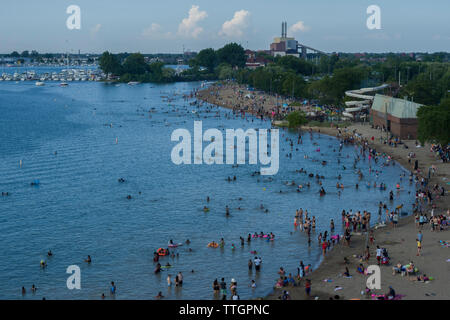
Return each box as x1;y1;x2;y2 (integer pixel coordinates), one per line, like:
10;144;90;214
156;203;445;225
0;80;415;299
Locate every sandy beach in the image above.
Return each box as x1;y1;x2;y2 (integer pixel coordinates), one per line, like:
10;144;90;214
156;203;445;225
197;83;293;116
198;83;450;300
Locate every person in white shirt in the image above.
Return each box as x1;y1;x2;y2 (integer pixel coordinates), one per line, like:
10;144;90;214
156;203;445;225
254;257;262;271
376;246;383;265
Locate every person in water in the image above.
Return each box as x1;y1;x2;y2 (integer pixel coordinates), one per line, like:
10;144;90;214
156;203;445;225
110;281;116;295
85;255;92;263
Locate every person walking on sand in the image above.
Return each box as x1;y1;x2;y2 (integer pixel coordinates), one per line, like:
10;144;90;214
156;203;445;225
376;246;382;265
416;238;422;256
392;211;399;228
417;230;423;244
305;279;311;297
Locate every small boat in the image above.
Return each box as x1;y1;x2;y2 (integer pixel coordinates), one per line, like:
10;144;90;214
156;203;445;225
127;81;140;86
60;82;69;87
35;81;45;86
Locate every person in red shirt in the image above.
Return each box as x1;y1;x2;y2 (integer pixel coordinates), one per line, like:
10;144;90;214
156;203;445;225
305;279;311;297
322;241;328;256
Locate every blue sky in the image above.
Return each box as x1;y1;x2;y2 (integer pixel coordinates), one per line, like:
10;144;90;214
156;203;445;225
0;0;449;53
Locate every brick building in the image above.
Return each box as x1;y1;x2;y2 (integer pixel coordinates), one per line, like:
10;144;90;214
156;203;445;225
370;94;422;139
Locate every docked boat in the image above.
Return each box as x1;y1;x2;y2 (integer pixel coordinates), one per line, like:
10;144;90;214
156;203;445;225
35;81;45;86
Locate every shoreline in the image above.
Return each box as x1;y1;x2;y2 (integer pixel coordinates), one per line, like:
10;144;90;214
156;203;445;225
267;125;449;300
197;84;449;300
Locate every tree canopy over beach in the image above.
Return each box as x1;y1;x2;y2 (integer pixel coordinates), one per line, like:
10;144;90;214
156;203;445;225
417;97;450;145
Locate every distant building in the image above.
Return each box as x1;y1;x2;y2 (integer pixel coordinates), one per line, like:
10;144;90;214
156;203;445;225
245;50;270;69
270;22;324;58
371;94;422;139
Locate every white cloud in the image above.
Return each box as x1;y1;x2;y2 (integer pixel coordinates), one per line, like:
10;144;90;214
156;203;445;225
288;21;309;34
141;23;174;39
178;5;208;38
90;24;101;37
219;10;250;38
142;23;162;37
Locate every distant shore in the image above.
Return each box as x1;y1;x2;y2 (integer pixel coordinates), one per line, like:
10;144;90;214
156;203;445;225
197;84;449;300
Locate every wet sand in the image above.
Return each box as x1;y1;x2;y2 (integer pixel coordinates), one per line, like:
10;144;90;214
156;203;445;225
197;85;450;300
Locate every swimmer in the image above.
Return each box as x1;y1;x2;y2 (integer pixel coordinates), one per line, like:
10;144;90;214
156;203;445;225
85;255;92;263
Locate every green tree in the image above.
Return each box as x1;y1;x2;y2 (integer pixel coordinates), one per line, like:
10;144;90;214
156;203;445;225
99;51;122;76
193;48;217;73
216;63;234;80
21;50;29;57
417;98;450;145
286;111;307;128
217;43;246;68
276;55;313;76
281;73;307;98
401;73;439;106
122;53;148;75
